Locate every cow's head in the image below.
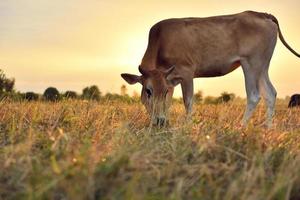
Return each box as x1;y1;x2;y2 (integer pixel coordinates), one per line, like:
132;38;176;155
121;66;181;126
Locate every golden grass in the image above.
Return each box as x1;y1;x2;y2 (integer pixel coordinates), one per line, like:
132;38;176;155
0;100;299;200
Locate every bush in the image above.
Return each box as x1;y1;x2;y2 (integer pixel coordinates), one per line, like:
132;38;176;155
63;91;78;99
0;91;23;101
203;92;236;104
43;87;60;101
194;90;203;104
204;96;217;104
82;85;101;101
102;93;137;103
24;92;39;101
216;92;236;103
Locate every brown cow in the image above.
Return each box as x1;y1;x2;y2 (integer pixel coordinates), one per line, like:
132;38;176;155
121;11;300;128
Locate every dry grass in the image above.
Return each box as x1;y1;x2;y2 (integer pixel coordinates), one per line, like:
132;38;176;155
0;100;300;200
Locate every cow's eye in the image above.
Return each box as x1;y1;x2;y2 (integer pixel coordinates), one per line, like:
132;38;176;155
146;88;152;98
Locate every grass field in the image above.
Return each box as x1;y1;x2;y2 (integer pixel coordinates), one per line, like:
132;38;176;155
0;100;300;200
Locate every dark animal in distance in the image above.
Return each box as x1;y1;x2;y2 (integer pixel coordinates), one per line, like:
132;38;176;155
288;94;300;108
121;11;300;128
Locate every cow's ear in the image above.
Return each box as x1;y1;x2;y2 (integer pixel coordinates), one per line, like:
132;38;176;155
166;76;182;87
165;66;182;87
164;66;175;77
121;73;142;85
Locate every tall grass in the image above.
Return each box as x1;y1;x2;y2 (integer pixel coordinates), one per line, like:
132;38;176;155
0;100;299;200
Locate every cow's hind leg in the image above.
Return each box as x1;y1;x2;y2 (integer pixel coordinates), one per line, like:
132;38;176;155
241;59;261;126
259;71;277;128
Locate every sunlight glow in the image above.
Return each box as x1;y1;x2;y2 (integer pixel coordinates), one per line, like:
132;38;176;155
1;0;300;97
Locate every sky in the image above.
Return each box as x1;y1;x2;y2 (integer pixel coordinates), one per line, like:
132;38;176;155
0;0;300;97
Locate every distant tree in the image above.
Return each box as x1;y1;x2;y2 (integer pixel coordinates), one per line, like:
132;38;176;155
0;69;15;93
63;91;78;99
120;84;127;96
3;79;15;92
194;90;203;104
82;85;101;101
217;92;236;103
24;92;39;101
43;87;60;101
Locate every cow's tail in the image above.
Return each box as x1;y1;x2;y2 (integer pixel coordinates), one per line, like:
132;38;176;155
265;13;300;58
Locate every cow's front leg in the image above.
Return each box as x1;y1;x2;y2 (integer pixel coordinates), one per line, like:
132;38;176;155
181;79;194;116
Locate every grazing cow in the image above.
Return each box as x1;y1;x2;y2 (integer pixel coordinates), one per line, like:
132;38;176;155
288;94;300;108
121;11;300;127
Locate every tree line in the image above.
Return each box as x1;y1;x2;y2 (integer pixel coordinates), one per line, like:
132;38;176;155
0;69;138;103
0;69;236;103
193;90;236;104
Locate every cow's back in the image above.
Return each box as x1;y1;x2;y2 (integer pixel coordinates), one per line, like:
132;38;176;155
140;11;278;77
